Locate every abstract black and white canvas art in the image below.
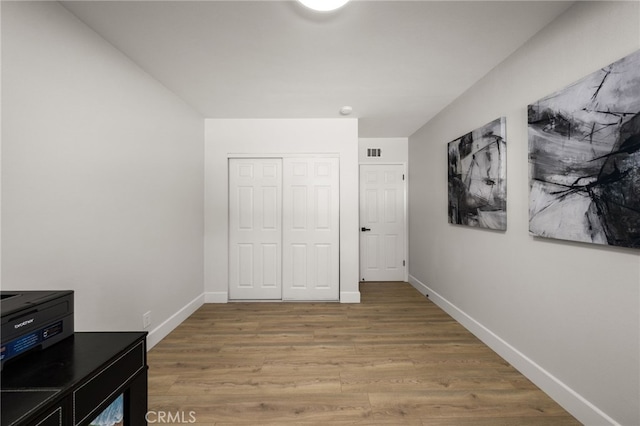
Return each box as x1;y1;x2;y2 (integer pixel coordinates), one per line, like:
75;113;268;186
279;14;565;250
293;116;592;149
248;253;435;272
528;49;640;248
448;117;507;230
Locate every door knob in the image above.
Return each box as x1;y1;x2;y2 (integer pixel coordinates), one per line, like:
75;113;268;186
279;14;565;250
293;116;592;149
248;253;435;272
361;227;371;232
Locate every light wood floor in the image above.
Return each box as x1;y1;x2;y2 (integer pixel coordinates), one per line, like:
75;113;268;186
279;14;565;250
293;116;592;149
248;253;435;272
148;282;581;425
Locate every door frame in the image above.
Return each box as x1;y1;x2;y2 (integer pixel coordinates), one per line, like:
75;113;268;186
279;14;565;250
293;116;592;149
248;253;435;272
358;162;409;282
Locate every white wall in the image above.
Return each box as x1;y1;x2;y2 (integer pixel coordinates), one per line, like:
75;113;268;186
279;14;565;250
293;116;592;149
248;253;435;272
408;2;639;425
205;119;359;303
0;0;3;290
358;137;408;164
1;1;205;348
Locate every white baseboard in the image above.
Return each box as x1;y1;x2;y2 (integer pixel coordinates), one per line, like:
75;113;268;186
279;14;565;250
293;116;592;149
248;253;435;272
146;293;204;350
202;291;359;303
340;291;361;303
407;274;618;426
205;291;228;303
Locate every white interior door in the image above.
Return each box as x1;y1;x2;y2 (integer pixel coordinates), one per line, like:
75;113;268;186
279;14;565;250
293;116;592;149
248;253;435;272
360;164;406;282
283;158;340;301
229;158;282;300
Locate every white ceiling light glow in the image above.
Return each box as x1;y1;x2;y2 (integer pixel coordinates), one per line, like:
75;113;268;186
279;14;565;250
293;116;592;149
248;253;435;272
297;0;350;12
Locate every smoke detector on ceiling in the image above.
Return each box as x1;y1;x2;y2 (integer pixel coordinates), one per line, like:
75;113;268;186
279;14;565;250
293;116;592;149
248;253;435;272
339;106;353;116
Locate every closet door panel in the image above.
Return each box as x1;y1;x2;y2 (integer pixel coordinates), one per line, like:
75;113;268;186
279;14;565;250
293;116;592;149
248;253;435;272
229;158;282;300
283;158;339;301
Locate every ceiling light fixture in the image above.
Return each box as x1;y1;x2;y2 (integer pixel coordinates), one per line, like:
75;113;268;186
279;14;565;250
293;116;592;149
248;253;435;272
297;0;350;12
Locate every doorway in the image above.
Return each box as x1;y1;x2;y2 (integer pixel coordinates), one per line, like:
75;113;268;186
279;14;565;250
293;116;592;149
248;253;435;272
359;164;407;282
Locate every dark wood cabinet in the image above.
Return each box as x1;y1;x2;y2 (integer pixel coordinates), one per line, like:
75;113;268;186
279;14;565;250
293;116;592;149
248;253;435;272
1;332;148;426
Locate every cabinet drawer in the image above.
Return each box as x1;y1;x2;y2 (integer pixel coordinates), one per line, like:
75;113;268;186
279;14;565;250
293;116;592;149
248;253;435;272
73;341;145;425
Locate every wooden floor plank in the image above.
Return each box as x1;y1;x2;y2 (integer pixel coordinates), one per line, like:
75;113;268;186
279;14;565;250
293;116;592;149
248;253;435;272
147;282;580;425
150;393;373;423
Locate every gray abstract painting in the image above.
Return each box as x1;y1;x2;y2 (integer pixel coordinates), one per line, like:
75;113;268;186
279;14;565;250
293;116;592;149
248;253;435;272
448;117;507;230
528;49;640;248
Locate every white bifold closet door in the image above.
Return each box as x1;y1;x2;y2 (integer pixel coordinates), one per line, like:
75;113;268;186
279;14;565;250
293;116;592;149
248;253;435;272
229;159;283;300
282;157;339;301
229;157;339;301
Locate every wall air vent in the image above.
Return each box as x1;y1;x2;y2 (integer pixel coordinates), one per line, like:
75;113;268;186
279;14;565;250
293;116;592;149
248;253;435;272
367;148;381;158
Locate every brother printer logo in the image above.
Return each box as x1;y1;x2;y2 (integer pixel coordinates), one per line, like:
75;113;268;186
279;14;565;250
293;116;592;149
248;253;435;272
14;318;35;329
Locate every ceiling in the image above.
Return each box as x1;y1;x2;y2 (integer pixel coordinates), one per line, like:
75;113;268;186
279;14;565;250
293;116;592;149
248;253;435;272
61;0;573;138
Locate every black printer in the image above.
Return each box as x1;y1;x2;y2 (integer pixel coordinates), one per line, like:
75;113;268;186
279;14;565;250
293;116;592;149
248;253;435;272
1;290;74;370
